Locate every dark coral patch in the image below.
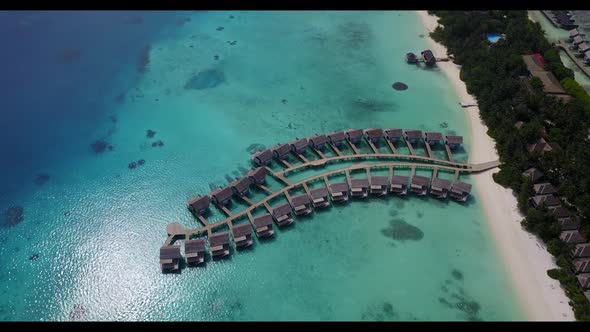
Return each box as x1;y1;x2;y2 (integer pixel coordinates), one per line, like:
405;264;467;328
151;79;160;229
114;93;126;104
146;129;156;138
177;17;191;26
137;45;151;73
2;206;24;227
57;48;81;64
137;159;145;166
33;173;50;186
128;162;137;169
246;143;266;154
381;218;424;241
90;140;112;154
392;82;408;91
184;68;225;90
29;254;39;261
451;269;464;281
216;26;224;31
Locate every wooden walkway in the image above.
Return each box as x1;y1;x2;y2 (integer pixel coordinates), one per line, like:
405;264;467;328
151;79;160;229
164;158;499;245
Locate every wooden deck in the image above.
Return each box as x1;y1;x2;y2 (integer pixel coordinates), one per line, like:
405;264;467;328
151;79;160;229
556;41;590;80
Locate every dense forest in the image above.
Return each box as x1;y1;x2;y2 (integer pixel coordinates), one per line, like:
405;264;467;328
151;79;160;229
429;10;590;320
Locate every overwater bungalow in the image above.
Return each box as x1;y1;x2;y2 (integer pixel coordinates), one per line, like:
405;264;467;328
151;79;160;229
410;175;430;195
289;193;313;216
160;245;181;272
271;203;294;227
384;128;403;143
229;177;251;197
578;42;590;53
187;195;211;217
569;28;582;39
329;182;350;202
271;143;292;160
309;134;328;150
445;135;463;149
363;128;384;143
350;178;369;198
370;176;389;196
421;50;436;66
530;194;561;209
289;138;309;154
253;214;274;238
309;187;330;208
430;177;452;199
449;181;472;202
404;130;423;144
424;132;443;146
231;223;253;248
209;232;231;258
533;182;557;195
572;35;585;46
345;129;363;144
574;258;590;274
406;52;418;64
390;175;409;195
327;131;346;147
572;243;590;258
560;230;587;244
522;167;544;183
577;274;590;289
184;239;206;265
246;167;268;185
210;186;233;206
251;149;273;166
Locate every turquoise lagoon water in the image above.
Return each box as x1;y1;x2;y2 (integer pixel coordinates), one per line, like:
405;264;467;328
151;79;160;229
0;11;524;321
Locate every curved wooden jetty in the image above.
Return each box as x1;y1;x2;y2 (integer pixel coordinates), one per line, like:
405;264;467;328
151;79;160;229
160;128;500;271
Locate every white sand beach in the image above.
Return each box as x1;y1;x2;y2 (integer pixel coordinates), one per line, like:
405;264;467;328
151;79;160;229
416;11;575;321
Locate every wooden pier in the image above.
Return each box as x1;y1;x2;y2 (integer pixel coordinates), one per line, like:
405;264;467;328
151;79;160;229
555;41;590;80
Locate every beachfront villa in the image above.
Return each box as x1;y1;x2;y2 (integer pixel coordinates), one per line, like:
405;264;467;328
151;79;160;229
574;258;590;274
523;167;544;183
530;194;561;209
573;243;590;258
528;137;558;154
533;183;557;195
560;230;587;244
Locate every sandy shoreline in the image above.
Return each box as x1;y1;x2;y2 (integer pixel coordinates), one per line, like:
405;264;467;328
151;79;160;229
416;11;574;321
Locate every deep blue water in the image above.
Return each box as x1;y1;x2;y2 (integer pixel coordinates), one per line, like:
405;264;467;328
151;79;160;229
0;11;179;199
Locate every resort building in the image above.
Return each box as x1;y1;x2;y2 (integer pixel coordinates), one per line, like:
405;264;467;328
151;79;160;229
552;207;581;230
522;54;571;100
560;230;587;245
369;176;389;196
533;182;557;195
309;187;330;208
572;35;585;46
289;138;309;154
572;243;590;258
345;129;363;144
430;177;452;199
309;134;328;150
528;137;558;154
530;194;561;209
209;232;231;258
424;132;443;146
350;178;369;198
577;274;590;289
210;186;233;206
410;175;430;195
404;130;423;144
578;42;590;53
327;131;346;147
160;245;181;272
569;28;582;39
271;143;292;160
251;149;273;166
384;128;403;143
271;203;294;227
574;258;590;274
253;214;274;238
406;52;418;64
329;182;350;202
444;135;463;149
289;193;313;216
184;239;206;265
187;195;210;217
231;223;253;248
390;175;409;195
246;167;268;185
229;177;251;197
364;128;384;143
522;167;544;183
449;181;472;202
